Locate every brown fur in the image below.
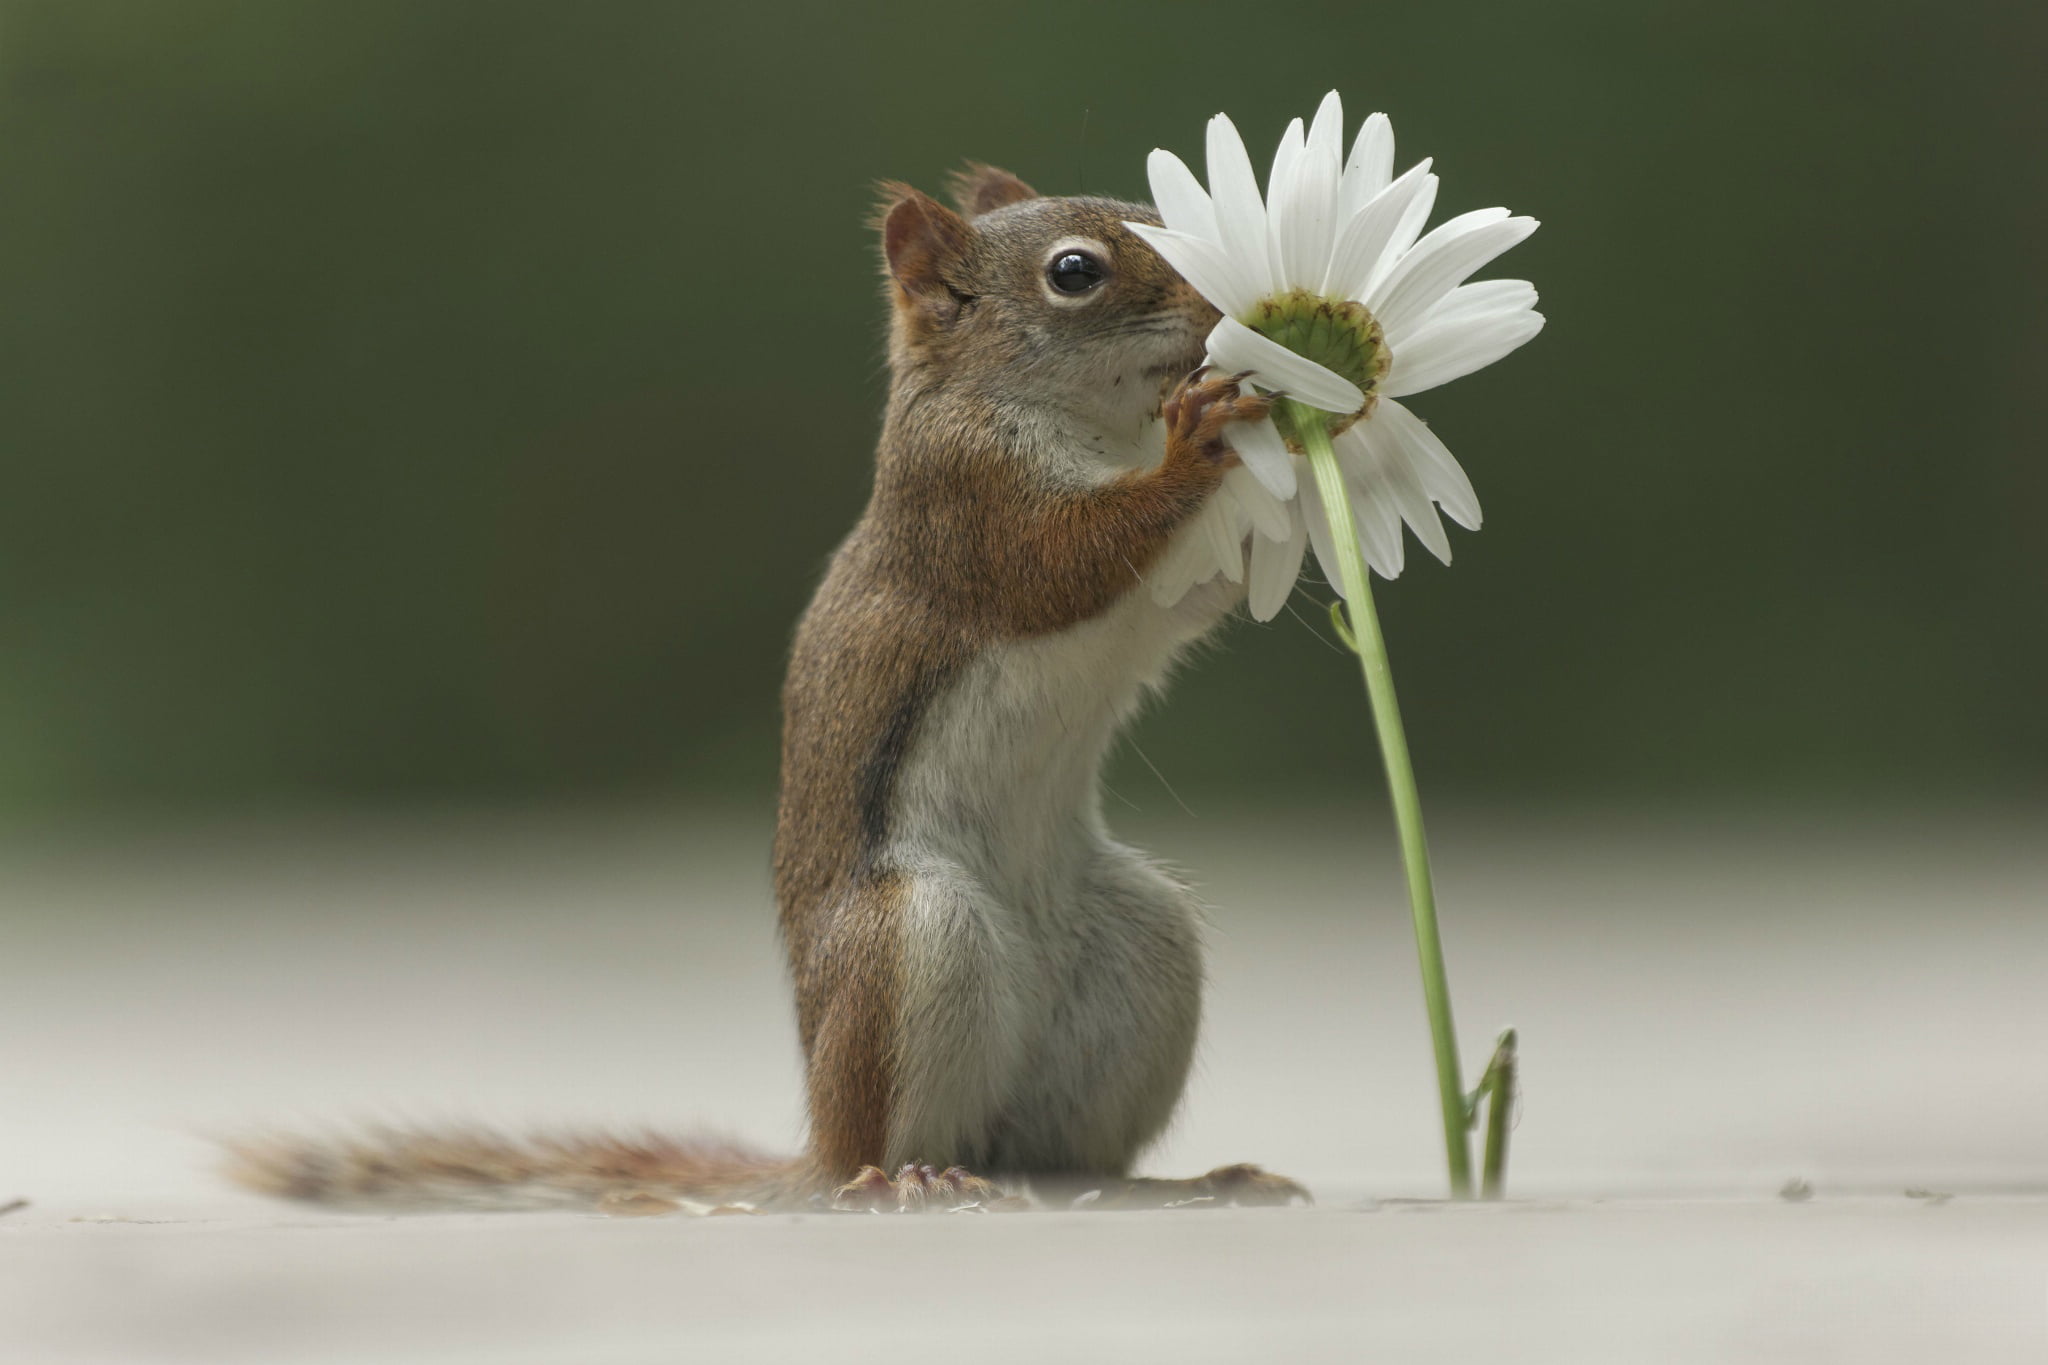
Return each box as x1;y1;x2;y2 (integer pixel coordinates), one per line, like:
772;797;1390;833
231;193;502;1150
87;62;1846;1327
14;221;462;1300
946;162;1039;218
224;1128;802;1211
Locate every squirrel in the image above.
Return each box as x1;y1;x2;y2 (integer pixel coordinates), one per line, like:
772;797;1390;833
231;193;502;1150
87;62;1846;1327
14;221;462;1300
226;165;1308;1214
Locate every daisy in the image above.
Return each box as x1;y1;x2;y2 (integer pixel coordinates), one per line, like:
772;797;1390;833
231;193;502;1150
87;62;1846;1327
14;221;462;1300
1129;92;1542;620
1128;94;1543;1200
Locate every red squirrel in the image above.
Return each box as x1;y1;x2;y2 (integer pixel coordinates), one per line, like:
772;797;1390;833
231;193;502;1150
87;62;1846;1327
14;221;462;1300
228;166;1308;1213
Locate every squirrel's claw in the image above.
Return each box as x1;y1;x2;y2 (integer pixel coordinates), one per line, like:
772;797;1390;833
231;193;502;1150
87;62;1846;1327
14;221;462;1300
1164;369;1276;469
831;1163;1007;1213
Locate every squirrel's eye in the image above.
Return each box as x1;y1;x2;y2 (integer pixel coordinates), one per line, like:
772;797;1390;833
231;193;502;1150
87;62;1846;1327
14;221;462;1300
1047;251;1107;295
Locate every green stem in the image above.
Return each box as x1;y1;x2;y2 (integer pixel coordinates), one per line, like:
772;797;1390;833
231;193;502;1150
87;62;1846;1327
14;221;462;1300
1291;401;1473;1200
1479;1028;1517;1199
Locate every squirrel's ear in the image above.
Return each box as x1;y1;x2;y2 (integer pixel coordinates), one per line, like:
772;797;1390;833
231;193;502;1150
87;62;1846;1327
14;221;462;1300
877;184;973;325
947;163;1039;218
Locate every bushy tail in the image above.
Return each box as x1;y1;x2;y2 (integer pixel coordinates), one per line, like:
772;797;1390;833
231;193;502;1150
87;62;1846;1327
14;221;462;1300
223;1127;811;1214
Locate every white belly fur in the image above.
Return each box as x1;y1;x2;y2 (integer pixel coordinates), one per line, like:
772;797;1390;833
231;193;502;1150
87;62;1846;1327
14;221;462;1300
882;564;1241;1175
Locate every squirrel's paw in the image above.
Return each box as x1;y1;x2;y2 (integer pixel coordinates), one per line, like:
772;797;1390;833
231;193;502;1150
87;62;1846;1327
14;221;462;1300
1095;1162;1313;1210
1163;367;1276;468
831;1163;1017;1213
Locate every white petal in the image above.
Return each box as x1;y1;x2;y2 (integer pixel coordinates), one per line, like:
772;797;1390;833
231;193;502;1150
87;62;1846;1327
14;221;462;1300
1158;513;1209;578
1267;117;1305;203
1351;415;1453;563
1271;111;1341;293
1297;456;1343;592
1126;222;1258;318
1334;426;1406;578
1387;446;1453;564
1305;91;1345;165
1383;304;1544;398
1206;316;1365;413
1224;415;1297;501
1150;571;1191;608
1320;159;1434;301
1416;278;1539;329
1287;92;1345;290
1369;207;1514;322
1222;460;1293;539
1145;148;1218;241
1203;497;1246;583
1338;112;1394;220
1372;399;1483;530
1359;169;1440;302
1247;506;1309;621
1299;459;1403;589
1264;118;1306;287
1205;114;1273;298
1151;566;1202;608
1149;533;1200;605
1151;509;1218;604
1370;212;1540;345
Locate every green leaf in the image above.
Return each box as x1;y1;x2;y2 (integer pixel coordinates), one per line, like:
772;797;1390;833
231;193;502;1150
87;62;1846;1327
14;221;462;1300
1327;599;1360;654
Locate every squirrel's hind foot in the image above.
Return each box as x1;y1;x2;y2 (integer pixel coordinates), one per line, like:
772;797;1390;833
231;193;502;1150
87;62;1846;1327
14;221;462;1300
831;1163;1023;1213
1093;1163;1312;1210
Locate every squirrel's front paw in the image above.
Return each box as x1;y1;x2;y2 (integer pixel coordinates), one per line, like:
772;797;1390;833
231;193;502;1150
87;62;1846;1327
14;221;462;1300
831;1163;1016;1213
1163;367;1276;469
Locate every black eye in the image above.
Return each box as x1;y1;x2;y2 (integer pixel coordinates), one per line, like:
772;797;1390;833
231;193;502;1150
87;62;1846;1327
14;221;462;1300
1047;250;1107;295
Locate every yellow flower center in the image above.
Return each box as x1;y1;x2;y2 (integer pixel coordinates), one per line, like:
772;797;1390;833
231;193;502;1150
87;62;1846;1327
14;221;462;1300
1247;290;1390;450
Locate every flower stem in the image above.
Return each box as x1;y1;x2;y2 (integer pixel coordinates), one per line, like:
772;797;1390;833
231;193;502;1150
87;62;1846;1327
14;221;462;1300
1290;401;1474;1200
1478;1028;1517;1199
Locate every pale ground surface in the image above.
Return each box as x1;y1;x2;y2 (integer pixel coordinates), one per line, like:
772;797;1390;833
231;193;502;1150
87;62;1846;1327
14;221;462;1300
3;803;2045;1362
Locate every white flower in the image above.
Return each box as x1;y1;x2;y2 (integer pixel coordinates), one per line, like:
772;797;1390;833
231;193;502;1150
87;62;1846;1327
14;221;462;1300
1129;92;1543;620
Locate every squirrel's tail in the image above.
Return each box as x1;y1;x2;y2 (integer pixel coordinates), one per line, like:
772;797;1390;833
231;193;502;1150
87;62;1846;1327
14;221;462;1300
223;1127;813;1214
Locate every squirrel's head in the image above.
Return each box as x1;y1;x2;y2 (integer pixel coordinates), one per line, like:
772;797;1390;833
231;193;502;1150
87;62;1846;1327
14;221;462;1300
876;166;1220;427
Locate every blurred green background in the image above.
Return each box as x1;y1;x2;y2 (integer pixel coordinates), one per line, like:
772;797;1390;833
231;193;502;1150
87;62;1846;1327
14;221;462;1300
2;0;2041;817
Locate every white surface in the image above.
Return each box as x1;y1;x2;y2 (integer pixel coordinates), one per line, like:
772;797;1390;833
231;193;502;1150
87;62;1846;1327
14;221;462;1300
8;1199;2045;1365
3;803;2044;1360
